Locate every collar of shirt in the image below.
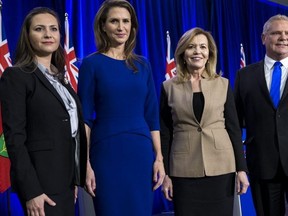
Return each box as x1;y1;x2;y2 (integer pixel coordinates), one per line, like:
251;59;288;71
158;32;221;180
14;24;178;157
264;55;288;70
37;63;58;78
264;55;288;94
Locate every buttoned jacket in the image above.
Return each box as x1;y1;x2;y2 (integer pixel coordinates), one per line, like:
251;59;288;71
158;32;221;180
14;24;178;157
0;66;87;201
234;61;288;179
160;74;247;177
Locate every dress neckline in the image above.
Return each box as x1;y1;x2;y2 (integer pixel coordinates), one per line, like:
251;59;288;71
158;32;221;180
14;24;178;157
100;53;126;62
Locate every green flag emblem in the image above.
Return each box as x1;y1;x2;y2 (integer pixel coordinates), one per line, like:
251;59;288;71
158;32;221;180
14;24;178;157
0;133;8;158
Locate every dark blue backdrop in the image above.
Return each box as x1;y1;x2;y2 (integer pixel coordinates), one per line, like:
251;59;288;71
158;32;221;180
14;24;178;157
1;0;288;215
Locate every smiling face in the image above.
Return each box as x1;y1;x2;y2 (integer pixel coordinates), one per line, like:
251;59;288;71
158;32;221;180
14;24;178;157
262;20;288;61
102;7;131;48
29;13;60;58
184;34;209;72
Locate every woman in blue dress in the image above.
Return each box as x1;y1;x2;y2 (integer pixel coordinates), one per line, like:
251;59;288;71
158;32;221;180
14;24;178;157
77;0;165;215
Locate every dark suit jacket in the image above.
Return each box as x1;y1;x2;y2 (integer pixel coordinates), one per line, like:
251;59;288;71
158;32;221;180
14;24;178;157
0;66;87;201
234;61;288;179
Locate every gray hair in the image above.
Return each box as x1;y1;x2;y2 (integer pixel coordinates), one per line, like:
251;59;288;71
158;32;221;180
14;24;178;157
263;14;288;34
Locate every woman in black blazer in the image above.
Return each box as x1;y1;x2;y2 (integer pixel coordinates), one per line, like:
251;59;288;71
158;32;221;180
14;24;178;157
0;7;87;216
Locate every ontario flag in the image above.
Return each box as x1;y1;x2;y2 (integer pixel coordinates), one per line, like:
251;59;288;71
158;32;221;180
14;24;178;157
0;7;12;193
165;31;176;80
240;43;246;69
64;13;78;92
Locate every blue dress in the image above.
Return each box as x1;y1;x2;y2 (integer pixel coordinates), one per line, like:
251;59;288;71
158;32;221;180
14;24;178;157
78;53;159;216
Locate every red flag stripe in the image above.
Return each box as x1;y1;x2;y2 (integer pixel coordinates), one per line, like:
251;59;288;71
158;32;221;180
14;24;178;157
0;157;10;193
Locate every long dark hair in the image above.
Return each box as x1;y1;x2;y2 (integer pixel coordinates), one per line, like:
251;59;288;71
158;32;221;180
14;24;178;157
14;7;65;78
94;0;141;71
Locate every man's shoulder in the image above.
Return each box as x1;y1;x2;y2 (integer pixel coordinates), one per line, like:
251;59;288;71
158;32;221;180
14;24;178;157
238;61;264;74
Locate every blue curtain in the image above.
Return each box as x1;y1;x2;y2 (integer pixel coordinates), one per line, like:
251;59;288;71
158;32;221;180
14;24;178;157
1;0;288;215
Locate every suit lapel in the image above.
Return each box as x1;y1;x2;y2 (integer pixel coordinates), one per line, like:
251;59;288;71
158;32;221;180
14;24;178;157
34;69;67;109
257;62;269;96
255;61;276;108
280;70;288;104
61;80;82;111
256;61;288;109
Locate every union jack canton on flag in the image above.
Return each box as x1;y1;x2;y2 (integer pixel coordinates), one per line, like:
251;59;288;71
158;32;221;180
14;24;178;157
64;13;79;92
0;10;11;75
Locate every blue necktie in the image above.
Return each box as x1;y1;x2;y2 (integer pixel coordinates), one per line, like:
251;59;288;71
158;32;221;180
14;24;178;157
270;61;282;108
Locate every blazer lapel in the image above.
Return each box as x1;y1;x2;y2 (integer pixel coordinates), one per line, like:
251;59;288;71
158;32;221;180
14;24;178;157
183;81;198;124
61;80;82;110
34;69;67;109
199;78;211;125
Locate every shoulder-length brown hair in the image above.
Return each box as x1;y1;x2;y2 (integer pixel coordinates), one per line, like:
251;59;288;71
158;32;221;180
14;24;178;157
93;0;141;71
14;7;65;78
175;27;219;83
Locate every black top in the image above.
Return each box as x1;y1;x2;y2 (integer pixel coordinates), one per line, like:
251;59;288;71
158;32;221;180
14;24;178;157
193;92;204;122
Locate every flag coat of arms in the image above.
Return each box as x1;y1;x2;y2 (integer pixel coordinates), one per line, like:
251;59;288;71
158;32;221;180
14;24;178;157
0;8;12;193
64;13;78;92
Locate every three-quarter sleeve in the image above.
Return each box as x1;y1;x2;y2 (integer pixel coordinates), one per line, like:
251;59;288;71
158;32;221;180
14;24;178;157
143;61;160;131
78;58;96;128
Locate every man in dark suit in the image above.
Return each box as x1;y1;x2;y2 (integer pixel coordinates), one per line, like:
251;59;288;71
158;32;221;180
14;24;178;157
234;14;288;216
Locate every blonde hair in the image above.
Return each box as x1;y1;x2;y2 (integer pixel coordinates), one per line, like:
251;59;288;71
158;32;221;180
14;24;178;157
175;27;219;82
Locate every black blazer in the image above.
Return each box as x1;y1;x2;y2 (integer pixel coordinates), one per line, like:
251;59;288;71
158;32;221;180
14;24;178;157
234;61;288;179
0;66;87;201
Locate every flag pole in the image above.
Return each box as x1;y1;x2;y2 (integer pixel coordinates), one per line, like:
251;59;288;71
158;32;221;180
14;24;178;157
165;30;176;80
64;11;79;92
166;31;170;61
65;12;68;46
